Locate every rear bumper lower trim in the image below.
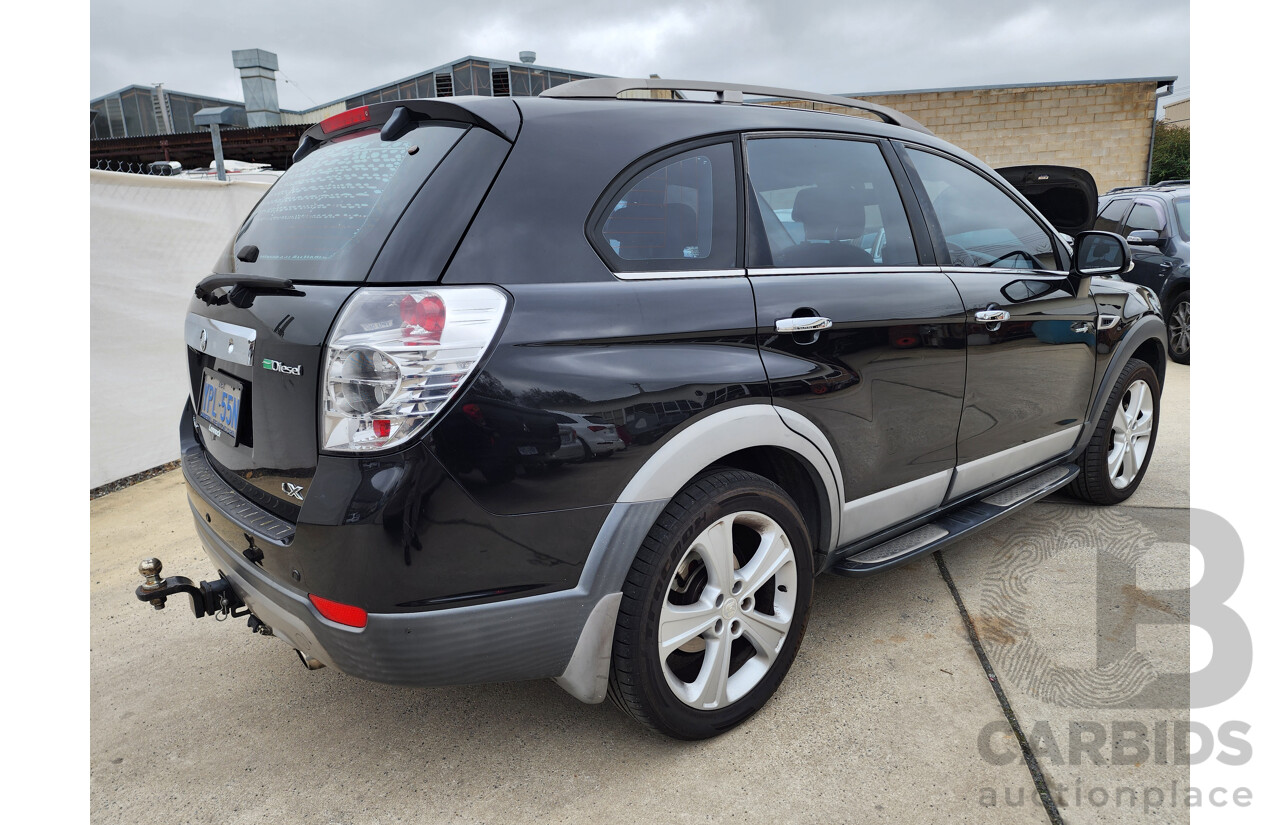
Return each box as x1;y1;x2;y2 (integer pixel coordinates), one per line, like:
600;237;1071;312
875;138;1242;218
187;487;666;691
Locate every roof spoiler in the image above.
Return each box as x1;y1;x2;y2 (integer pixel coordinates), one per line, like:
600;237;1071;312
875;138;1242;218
540;77;933;135
293;98;520;164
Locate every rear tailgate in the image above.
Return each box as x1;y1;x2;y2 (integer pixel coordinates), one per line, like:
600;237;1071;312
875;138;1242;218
997;165;1098;237
185;102;517;519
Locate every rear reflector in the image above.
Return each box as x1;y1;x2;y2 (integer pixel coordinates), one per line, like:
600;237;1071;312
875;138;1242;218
320;106;371;134
308;594;368;628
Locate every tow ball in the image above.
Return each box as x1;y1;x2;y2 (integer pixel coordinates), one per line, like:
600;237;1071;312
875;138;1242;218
135;557;249;621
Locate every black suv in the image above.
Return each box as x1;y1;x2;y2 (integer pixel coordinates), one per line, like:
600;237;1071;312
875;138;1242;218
1094;181;1190;362
139;79;1167;740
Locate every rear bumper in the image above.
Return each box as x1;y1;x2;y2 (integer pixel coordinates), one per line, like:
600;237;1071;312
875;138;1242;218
185;459;665;689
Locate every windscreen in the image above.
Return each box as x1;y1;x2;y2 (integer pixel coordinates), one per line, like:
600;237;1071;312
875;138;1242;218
229;123;467;280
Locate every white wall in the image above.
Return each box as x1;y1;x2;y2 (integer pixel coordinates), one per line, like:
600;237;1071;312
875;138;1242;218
90;170;268;487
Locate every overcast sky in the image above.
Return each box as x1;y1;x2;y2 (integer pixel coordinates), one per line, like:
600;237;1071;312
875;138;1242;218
91;0;1189;111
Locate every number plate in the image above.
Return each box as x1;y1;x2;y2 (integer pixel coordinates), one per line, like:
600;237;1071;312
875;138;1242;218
517;445;539;456
198;369;244;441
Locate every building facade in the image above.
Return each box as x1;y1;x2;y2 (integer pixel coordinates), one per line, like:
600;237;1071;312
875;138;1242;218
91;54;1175;190
773;77;1175;193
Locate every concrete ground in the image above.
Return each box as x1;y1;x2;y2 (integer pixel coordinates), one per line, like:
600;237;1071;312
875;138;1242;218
90;362;1189;825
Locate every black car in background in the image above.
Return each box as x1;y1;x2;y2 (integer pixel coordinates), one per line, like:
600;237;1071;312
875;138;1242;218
140;79;1168;740
1095;181;1191;363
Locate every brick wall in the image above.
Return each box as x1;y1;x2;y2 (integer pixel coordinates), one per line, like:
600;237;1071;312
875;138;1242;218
772;80;1164;193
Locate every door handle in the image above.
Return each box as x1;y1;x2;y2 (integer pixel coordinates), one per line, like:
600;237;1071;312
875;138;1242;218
975;309;1010;323
775;317;833;334
1071;321;1094;334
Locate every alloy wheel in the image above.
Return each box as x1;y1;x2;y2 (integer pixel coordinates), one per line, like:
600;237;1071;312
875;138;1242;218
1107;379;1155;489
657;511;798;710
1168;300;1190;358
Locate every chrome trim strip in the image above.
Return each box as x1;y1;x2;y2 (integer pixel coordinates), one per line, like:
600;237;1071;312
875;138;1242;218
747;266;944;276
946;267;1071;276
613;268;745;281
839;469;952;545
185;314;257;367
776;316;833;333
949;426;1081;500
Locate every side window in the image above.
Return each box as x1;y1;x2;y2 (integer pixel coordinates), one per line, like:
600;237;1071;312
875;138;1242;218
746;137;917;268
595;143;737;272
1122;203;1165;234
906;148;1060;271
1094;198;1131;233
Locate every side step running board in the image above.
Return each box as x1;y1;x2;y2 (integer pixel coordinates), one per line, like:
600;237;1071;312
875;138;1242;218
831;464;1078;577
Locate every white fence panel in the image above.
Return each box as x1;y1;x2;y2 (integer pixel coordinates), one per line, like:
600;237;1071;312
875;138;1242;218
90;170;268;487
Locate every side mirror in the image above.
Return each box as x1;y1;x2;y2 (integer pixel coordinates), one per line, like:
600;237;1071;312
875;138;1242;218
1126;229;1162;246
1071;230;1132;278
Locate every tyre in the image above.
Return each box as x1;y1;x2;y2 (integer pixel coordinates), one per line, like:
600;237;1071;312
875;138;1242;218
608;469;814;739
1167;291;1189;364
1069;358;1160;505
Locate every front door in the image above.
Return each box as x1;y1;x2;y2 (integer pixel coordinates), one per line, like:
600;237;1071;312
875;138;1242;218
899;145;1097;499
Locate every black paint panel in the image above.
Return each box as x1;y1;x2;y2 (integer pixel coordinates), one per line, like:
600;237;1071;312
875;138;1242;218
426;278;772;514
945;273;1096;462
750;270;968;500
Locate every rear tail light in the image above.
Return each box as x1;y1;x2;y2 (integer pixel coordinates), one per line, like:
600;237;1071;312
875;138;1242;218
322;286;508;452
587;425;608;432
308;594;368;628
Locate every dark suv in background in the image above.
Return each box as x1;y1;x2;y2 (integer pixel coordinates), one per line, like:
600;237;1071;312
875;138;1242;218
1095;181;1190;362
138;78;1167;739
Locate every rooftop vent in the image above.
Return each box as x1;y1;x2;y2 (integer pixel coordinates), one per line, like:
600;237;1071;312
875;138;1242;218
519;51;536;64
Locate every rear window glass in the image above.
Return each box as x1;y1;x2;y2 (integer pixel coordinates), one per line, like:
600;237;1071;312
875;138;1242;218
231;123;467;280
594;142;737;272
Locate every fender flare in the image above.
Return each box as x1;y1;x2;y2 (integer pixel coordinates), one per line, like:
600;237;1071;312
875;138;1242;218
616;403;843;552
555;403;844;704
1072;313;1167;459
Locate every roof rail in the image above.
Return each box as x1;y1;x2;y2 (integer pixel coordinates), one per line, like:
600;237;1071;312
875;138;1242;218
1153;179;1190;187
540;77;933;136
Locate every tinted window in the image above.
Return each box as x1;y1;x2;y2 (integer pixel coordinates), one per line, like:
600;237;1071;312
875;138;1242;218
233;123;467;280
1123;203;1165;233
1173;197;1190;240
907;148;1059;270
1095;198;1130;233
597;143;737;271
746;137;916;267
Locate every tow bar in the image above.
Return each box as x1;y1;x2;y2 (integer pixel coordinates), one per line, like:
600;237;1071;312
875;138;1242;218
135;557;250;623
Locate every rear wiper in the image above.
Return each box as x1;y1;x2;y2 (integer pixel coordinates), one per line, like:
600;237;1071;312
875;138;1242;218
195;274;295;303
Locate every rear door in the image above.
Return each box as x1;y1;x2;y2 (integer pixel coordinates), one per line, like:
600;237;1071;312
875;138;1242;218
744;134;968;544
899;145;1097;499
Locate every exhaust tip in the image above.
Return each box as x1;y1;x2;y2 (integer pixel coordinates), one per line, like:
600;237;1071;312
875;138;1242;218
295;649;326;670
